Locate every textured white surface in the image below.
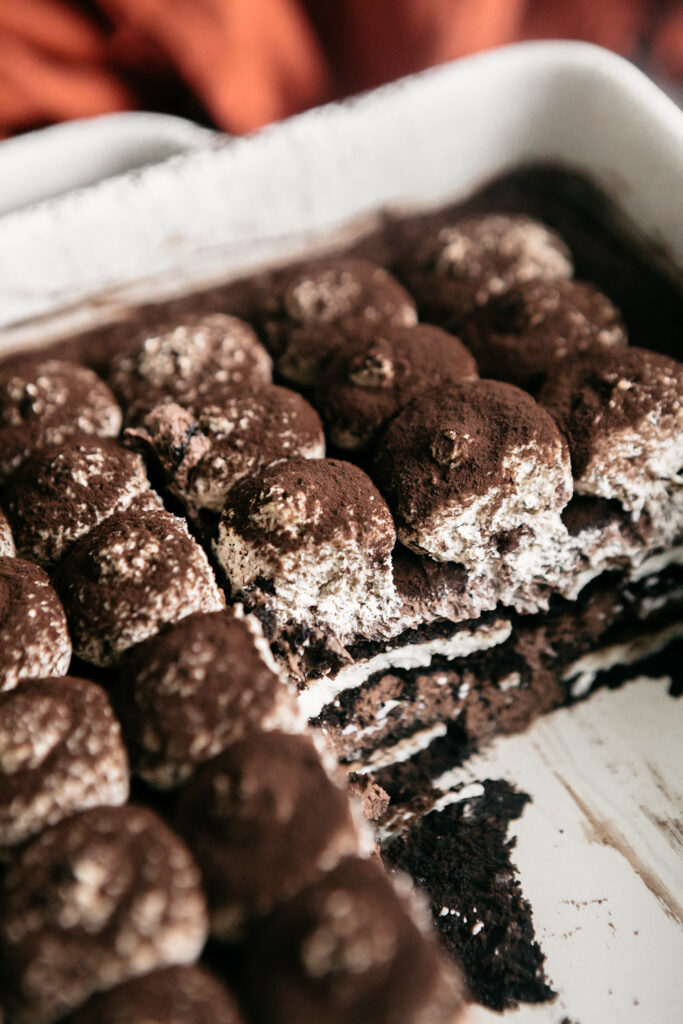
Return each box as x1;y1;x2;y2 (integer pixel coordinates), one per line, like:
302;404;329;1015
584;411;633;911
458;678;683;1024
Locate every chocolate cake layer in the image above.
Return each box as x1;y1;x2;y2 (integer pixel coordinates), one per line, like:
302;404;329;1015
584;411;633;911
313;565;683;769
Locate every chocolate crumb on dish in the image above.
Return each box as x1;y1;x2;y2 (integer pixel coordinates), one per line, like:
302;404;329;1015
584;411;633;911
54;508;225;667
63;965;244;1024
259;257;418;386
0;357;122;483
4;438;161;567
214;457;399;644
315;323;478;450
241;855;464;1024
114;608;299;788
539;346;683;533
0;508;14;556
0;676;129;848
383;779;554;1012
0;557;71;692
108;313;273;425
127;385;325;515
373;380;572;595
347;774;391;823
0;804;208;1024
175;730;366;940
398;213;573;331
462;278;627;392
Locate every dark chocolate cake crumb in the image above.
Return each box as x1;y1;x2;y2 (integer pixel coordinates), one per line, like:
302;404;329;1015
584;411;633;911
462;278;627;392
108;313;273;424
0;556;72;692
315;323;478;449
259;257;418;386
347;773;391;823
382;779;555;1012
4;438;161;566
0;357;122;482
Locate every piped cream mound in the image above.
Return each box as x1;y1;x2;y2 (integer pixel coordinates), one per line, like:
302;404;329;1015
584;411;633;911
114;608;300;789
0;557;72;693
539;346;683;537
128;385;325;515
108;313;273;425
373;380;573;598
462;278;627;392
4;438;161;567
0;357;122;483
315;323;478;450
214;457;400;643
259;257;418;386
399;213;573;330
0;805;208;1024
0;676;129;847
54;508;225;667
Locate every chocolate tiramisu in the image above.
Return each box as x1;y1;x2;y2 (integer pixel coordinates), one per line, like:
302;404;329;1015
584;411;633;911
0;166;681;1024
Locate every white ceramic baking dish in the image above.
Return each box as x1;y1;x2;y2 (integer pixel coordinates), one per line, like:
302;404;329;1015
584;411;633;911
0;40;681;1024
1;40;682;344
0;111;214;219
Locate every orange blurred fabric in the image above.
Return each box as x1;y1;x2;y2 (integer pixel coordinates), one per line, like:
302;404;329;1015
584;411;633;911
0;0;681;138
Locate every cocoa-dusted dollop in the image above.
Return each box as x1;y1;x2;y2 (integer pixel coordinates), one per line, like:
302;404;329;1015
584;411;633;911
0;358;122;482
0;676;129;847
241;856;464;1024
0;805;208;1024
108;313;273;424
54;508;225;667
259;257;417;386
175;730;364;940
4;438;161;567
374;381;572;587
315;323;478;450
399;213;572;331
0;508;14;556
127;385;325;514
63;966;244;1024
0;557;71;692
463;278;627;391
538;346;683;528
214;458;399;643
115;608;298;788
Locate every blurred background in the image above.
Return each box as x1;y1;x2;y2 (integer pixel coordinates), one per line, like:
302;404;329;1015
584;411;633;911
0;0;682;139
